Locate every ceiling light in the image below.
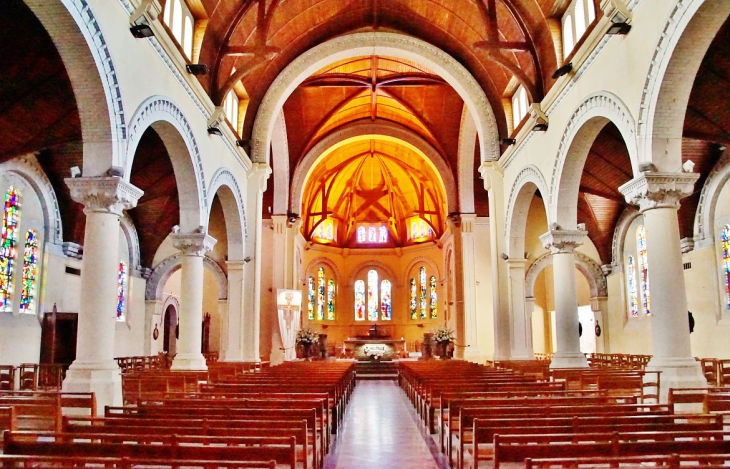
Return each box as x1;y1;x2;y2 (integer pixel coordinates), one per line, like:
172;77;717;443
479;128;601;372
501;138;516;146
186;64;209;76
606;23;631;35
552;63;573;79
207;126;222;136
130;24;154;38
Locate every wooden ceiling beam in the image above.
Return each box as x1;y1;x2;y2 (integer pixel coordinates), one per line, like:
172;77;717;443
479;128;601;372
474;40;531;52
223;45;280;57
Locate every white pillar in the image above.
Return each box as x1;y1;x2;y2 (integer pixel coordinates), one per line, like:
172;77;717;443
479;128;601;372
144;299;162;355
540;228;589;369
221;260;245;361
480;162;511;360
590;297;609;354
170;232;216;371
619;172;706;399
506;259;534;359
449;214;479;360
242;163;271;362
62;177;143;413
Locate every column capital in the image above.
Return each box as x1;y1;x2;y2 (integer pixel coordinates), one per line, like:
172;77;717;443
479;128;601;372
247;163;272;193
539;227;587;254
65;177;143;216
505;258;529;269
225;259;247;270
448;213;477;233
618;172;699;212
171;231;217;257
478;161;503;191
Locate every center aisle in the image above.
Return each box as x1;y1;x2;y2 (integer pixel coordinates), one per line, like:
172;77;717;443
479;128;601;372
324;380;449;469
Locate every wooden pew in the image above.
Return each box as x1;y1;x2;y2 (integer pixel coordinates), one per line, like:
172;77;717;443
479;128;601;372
525;453;730;469
0;455;278;468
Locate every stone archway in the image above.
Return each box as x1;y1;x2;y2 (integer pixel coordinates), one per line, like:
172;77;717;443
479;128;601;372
505;165;550;259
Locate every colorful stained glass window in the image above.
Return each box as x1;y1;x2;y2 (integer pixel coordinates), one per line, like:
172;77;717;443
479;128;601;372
429;275;437;319
410;278;417;319
722;225;730;309
420;221;427;238
419;266;427;319
367;269;378;321
357;226;366;243
314;219;334;241
637;225;651;316
411;222;418;239
317;267;325;320
627;255;639;318
327;279;335;320
116;261;127;320
325;222;333;240
354;280;366;321
379;226;388;243
0;186;20;311
368;227;377;243
19;229;38;314
380;280;392;320
307;276;315;320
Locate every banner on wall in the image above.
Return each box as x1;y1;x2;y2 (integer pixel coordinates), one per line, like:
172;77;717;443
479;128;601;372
276;289;303;361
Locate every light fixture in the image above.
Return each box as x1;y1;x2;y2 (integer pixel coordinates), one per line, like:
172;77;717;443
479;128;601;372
186;64;209;76
207;126;222;136
532;123;548;132
552;62;573;79
606;22;631;35
129;0;160;39
130;24;154;38
501;138;516;145
500;253;509;261
601;0;632;35
236;139;249;148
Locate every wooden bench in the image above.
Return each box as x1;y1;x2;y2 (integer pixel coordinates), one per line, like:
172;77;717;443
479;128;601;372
0;455;278;468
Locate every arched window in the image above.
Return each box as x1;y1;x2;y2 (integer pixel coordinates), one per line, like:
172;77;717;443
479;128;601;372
512;85;529;129
378;226;388;243
326;222;334;241
19;229;38;315
357;226;366;243
563;15;574;58
586;0;596;24
307;276;315;320
722;225;730;310
368;227;377;243
575;0;586;38
317;267;325;320
410;278;417;320
637;225;651;316
627;255;639;317
354;280;366;321
172;0;183;46
0;186;20;311
116;261;127;321
183;16;193;58
419;266;427;319
429;276;437;319
367;269;378;321
327;279;336;320
224;91;239;133
380;280;392;320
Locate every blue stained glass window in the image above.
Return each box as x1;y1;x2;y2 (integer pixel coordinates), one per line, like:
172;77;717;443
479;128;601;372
637;225;651;316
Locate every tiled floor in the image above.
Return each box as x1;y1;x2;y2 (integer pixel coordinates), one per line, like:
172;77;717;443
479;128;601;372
323;380;450;469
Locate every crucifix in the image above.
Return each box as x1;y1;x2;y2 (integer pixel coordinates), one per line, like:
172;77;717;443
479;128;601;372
281;292;299;333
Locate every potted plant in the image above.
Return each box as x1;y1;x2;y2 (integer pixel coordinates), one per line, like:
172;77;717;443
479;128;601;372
296;328;319;359
433;326;455;359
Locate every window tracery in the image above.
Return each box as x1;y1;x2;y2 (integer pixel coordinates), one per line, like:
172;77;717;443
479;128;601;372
419;266;427;320
307;276;315;320
380;280;391;320
19;229;38;315
317;267;325;321
0;186;20;311
354;269;392;321
354;280;366;321
367;269;378;321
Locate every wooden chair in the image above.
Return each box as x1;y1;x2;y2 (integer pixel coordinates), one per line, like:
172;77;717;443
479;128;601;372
0;365;14;390
18;364;37;391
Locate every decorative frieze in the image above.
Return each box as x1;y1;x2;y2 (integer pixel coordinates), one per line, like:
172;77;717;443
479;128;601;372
539;227;587;254
618;172;699;212
65;177;143;216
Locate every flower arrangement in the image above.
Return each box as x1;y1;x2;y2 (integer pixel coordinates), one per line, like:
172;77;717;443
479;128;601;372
433;326;455;344
296;328;319;345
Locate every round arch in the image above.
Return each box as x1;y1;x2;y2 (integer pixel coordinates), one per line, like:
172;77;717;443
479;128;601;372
145;253;228;302
349;261;400;288
119;214;141;274
550;92;638;229
208;168;247;261
126;96;208;232
290;120;457;215
505;165;550;258
694;150;730;246
402;256;442;287
24;0;125;175
611;206;641;268
637;0;730;170
251;32;500;170
525;251;608;299
304;257;343;286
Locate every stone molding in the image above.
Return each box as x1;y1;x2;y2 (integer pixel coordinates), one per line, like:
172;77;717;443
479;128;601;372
694;151;730;246
248;163;272;193
525;251;607;298
618;172;699;212
65;177;143;216
119;214;141;274
145;253;227;301
171;232;217;257
457;106;478;213
611;205;641;268
208;167;247;239
304;257;343;287
540;228;587;254
401;256;442;287
505;165;550;256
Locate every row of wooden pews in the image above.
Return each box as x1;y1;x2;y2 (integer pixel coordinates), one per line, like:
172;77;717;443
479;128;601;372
1;360;355;468
399;359;730;469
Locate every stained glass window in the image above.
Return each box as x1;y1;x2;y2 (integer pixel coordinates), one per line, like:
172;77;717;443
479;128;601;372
307;276;315;320
420;221;427;238
637;225;651;316
317;267;325;320
325;222;333;240
367;269;378;321
368;227;377;243
314;219;334;241
627;255;639;318
19;229;38;314
411;222;418;239
410;278;417;319
0;186;20;311
357;226;366;243
723;225;730;309
116;261;127;320
379;226;388;243
327;279;335;320
419;266;427;319
354;280;366;321
380;280;392;320
429;275;437;319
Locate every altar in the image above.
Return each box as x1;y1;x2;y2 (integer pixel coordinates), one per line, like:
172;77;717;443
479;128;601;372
344;339;405;361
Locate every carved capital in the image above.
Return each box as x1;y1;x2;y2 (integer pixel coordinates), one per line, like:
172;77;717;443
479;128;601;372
539;228;587;254
618;172;699;212
478;161;503;191
459;213;477;234
248;163;272;193
65;177;143;216
171;232;217;257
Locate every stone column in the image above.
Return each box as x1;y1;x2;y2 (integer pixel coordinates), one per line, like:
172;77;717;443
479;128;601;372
590;296;609;354
242;163;272;362
62;177;143;412
480;162;511;360
619;172;706;398
540;228;589;368
221;260;245;361
449;214;478;360
506;259;534;359
170;232;216;371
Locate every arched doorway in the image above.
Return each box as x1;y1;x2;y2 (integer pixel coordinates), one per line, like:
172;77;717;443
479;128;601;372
163;304;178;356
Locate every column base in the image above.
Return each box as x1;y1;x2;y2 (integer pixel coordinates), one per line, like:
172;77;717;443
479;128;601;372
550;352;589;369
62;360;121;415
170;353;208;371
646;357;707;404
